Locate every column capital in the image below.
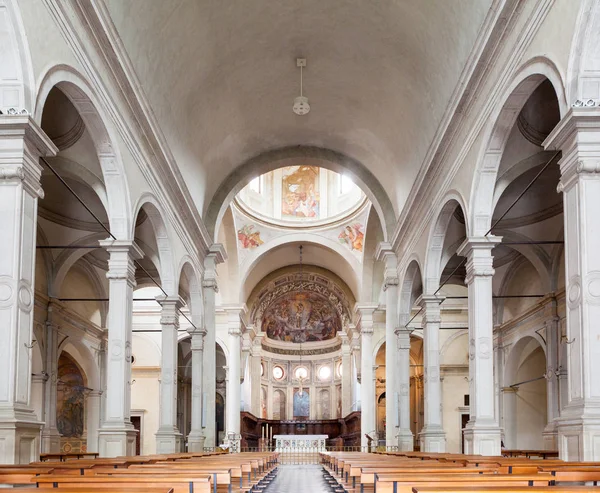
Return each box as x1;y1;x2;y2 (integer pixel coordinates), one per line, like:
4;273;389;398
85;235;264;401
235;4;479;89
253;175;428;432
228;327;242;337
190;331;206;350
157;295;184;326
544;107;600;191
99;239;143;284
457;236;502;283
395;327;411;349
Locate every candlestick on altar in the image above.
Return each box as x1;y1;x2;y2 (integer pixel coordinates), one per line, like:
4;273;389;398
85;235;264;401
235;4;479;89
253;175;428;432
262;425;265;439
270;427;273;441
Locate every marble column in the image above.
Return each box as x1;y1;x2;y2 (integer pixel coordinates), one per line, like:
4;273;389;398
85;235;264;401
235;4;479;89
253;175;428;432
226;324;242;436
249;334;263;418
98;240;143;457
0;115;55;464
418;296;446;452
545;106;600;460
339;331;352;417
502;386;518;449
357;305;377;448
86;391;101;453
187;327;206;451
156;296;183;453
377;244;400;446
41;306;60;453
396;327;414;450
543;296;560;450
457;236;502;456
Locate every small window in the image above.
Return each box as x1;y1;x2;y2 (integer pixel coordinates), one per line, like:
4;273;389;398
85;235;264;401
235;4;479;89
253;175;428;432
248;176;261;193
336;362;343;378
260;362;264;377
273;365;284;380
295;366;308;380
318;366;331;381
340;174;354;194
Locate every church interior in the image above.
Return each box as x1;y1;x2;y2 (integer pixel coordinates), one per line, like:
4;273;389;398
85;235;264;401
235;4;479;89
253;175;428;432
2;0;600;490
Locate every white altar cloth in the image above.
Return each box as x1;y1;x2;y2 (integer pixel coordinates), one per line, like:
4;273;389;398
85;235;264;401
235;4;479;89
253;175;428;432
274;434;328;452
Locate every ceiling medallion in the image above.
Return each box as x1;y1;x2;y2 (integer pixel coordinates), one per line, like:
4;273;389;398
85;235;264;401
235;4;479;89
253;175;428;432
293;58;310;116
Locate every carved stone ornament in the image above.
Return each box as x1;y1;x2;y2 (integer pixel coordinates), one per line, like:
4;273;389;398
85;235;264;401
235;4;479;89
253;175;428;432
0;166;25;181
3;108;29;115
572;99;598;107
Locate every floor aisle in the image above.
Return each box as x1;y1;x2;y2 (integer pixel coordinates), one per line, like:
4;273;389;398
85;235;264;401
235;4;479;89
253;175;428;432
267;464;331;492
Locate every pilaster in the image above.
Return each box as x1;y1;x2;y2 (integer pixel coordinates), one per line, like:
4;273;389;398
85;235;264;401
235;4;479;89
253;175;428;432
544;106;600;460
41;302;60;453
418;295;446;452
155;296;184;453
339;331;353;417
97;240;143;457
224;306;245;438
187;326;206;452
457;236;502;456
396;327;414;450
0;115;56;463
356;304;378;448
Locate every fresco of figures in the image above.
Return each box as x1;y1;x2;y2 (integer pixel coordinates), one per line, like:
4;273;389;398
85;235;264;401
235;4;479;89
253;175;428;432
281;166;320;218
262;291;341;343
56;353;85;438
338;222;364;252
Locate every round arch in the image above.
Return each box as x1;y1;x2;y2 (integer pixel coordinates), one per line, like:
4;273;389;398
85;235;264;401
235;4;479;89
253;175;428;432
424;193;468;295
398;257;424;325
132;194;177;296
34;64;132;240
177;257;204;327
468;57;567;237
205;145;396;242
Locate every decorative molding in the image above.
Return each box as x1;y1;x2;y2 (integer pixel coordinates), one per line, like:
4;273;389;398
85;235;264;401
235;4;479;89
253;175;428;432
261;342;341;356
51;114;85;150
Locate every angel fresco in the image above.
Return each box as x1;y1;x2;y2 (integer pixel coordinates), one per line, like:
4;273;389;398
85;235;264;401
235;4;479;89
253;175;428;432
237;224;264;249
338;223;364;252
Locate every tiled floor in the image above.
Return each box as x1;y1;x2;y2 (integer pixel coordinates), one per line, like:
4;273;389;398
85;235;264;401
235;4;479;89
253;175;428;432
266;464;331;492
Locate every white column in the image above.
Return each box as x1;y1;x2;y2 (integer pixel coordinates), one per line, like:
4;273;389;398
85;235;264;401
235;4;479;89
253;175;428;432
502;387;518;449
98;240;143;457
545;106;600;460
156;296;183;453
249;334;263;417
187;328;206;452
0;115;55;464
378;244;400;447
41;307;60;453
543;296;560;450
396;328;414;450
418;296;446;452
357;305;377;448
226;325;242;436
457;236;502;456
86;391;101;453
340;331;352;417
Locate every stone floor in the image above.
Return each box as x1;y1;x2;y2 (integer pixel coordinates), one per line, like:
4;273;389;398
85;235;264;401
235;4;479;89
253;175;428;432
266;464;331;492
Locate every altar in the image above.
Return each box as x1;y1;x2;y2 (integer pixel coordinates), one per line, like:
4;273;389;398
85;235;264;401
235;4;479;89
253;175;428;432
274;434;328;452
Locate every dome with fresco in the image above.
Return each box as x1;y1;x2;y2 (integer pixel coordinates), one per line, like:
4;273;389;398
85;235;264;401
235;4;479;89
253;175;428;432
235;166;366;227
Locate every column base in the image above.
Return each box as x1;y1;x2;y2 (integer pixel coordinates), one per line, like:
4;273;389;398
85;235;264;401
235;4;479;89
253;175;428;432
543;423;558;451
419;426;446;452
187;431;205;452
41;428;61;453
98;423;137;457
155;427;183;454
0;407;43;464
463;420;501;456
556;413;600;461
397;428;414;451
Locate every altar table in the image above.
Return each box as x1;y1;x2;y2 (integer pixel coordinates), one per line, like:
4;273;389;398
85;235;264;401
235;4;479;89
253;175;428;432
274;434;328;452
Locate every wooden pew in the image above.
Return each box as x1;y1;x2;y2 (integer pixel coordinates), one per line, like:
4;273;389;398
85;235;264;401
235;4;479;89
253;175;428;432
40;452;100;461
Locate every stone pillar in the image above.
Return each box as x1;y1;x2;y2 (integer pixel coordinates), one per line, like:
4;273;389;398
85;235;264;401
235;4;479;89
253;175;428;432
249;334;263;418
377;244;400;446
457;236;502;456
98;240;143;457
543;296;560;450
41;307;60;453
226;323;242;436
86;391;102;453
357;305;377;448
502;386;518;449
156;296;183;453
187;327;206;452
396;328;414;450
339;331;352;417
418;296;446;452
0;115;55;464
545;106;600;460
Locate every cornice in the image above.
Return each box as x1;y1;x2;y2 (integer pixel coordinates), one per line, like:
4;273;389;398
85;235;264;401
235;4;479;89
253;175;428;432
392;0;554;261
43;0;211;268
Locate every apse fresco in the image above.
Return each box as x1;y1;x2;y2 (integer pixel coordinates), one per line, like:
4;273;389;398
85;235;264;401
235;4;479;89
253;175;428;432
263;291;341;343
56;353;85;438
281;166;320;218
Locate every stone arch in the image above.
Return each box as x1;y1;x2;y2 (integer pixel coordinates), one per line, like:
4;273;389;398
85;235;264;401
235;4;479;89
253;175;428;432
132;194;177;296
469;57;567;237
34;65;132;239
177;258;203;328
424;193;468;295
566;0;600;104
373;336;386;360
0;0;34;111
504;335;547;387
205;145;396;241
398;257;424;326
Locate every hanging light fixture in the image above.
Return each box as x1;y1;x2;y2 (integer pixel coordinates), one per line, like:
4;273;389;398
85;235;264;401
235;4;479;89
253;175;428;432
293;58;310;116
